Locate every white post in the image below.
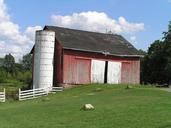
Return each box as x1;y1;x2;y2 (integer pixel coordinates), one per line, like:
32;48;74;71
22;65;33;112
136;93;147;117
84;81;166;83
19;88;21;101
4;88;5;102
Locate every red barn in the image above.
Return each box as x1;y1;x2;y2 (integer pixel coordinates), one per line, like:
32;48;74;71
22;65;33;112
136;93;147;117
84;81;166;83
31;26;142;88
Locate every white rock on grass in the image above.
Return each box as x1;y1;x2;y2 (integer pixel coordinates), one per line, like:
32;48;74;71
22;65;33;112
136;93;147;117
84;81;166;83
83;104;94;110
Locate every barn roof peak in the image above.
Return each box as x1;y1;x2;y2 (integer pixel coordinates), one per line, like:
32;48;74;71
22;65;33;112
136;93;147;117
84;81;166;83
32;25;142;57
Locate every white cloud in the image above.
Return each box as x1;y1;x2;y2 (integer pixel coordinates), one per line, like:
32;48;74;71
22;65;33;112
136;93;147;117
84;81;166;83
118;17;144;33
0;1;144;61
0;0;9;22
51;11;144;34
25;26;42;42
51;11;144;47
0;0;42;61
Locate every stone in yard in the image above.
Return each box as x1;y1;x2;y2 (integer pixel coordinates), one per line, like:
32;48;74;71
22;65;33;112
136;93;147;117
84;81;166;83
83;104;94;110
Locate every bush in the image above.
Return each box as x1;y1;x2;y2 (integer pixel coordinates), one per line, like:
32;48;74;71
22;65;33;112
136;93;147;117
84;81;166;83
16;71;32;89
6;89;19;100
2;79;24;88
0;68;7;83
0;86;19;100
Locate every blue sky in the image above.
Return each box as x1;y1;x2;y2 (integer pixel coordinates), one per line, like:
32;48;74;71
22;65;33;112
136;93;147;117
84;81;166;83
0;0;171;60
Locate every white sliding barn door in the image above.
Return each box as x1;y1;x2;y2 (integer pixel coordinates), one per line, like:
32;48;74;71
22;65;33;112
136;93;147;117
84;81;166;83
91;60;105;83
107;61;121;84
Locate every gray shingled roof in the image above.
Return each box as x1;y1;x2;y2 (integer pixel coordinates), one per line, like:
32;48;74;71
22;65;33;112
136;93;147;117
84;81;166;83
43;26;141;57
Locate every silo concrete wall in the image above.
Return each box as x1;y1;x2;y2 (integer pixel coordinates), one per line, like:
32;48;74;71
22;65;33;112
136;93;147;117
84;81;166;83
33;30;55;89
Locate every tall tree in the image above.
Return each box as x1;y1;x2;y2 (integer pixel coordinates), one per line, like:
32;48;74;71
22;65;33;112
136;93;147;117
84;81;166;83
163;21;171;84
0;58;4;67
141;21;171;85
21;54;32;71
3;54;15;74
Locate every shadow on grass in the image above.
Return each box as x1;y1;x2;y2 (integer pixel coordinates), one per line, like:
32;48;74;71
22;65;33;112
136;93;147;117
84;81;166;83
158;123;171;128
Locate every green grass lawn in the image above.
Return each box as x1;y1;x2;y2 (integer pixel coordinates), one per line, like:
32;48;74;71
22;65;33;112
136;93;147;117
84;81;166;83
0;84;171;128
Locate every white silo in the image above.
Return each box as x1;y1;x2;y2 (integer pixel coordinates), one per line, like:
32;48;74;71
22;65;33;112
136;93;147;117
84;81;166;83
33;30;55;90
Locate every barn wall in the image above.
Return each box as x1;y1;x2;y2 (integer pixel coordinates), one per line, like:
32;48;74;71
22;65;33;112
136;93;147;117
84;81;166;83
91;60;122;84
121;61;140;84
53;41;63;85
107;61;121;84
63;54;91;84
61;49;140;85
91;60;105;83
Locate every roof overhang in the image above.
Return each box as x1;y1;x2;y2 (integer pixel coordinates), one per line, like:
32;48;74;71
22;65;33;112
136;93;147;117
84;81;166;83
30;45;144;58
63;47;144;58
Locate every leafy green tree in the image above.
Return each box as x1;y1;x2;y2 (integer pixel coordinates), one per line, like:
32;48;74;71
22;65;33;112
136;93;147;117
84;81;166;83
141;21;171;85
21;54;32;71
138;49;146;55
3;54;15;75
0;67;7;82
0;58;4;67
141;40;166;84
163;21;171;84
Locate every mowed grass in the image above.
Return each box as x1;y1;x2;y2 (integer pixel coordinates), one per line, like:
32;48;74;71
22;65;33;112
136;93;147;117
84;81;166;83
0;84;171;128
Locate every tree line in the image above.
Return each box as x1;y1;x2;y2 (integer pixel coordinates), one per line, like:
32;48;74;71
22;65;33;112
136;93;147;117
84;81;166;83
141;21;171;85
0;54;32;89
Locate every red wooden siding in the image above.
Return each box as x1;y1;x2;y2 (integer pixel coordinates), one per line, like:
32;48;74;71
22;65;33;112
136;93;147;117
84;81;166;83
63;54;91;84
75;58;91;84
121;61;140;84
56;49;140;85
